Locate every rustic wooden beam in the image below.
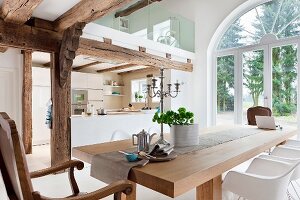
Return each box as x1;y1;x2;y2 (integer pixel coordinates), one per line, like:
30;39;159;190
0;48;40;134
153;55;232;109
78;38;193;72
0;19;61;52
103;38;112;44
139;46;146;53
54;0;133;31
50;52;71;167
1;0;43;24
115;0;162;18
26;18;55;31
118;66;158;75
43;62;51;67
0;46;8;53
22;50;33;154
59;22;86;87
96;63;137;73
166;53;171;59
73;61;102;71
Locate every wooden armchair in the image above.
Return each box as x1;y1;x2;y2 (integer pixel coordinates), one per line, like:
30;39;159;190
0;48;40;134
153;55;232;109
247;106;272;125
0;112;135;200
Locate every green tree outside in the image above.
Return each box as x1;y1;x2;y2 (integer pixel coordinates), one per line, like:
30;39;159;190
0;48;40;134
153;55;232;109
217;0;300;118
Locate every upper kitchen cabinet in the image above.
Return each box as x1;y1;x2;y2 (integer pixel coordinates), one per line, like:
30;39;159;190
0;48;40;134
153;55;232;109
87;73;103;90
71;72;88;89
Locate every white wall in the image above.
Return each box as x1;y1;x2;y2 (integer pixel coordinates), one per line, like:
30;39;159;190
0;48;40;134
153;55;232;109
0;48;23;131
32;67;51;145
164;69;193;112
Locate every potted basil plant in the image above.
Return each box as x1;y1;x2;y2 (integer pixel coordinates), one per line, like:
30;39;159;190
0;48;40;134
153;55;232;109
153;107;199;147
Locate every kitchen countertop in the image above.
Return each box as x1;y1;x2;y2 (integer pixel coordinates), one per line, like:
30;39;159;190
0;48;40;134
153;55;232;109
71;110;157;118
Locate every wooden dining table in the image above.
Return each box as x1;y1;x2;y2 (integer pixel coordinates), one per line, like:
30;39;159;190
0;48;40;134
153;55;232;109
72;125;297;200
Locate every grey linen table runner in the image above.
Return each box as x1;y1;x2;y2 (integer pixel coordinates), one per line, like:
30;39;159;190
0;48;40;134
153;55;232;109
91;151;148;184
91;127;269;183
174;127;264;154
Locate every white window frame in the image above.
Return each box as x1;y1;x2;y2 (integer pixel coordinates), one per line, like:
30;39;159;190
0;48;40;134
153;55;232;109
214;36;300;128
131;78;147;103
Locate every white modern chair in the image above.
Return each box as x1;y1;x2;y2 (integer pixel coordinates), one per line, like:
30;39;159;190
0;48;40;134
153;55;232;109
284;139;300;148
110;130;131;141
223;157;297;200
259;146;300;199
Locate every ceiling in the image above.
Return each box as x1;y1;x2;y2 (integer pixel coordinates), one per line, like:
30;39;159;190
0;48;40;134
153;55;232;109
0;0;196;22
32;52;148;74
8;0;195;74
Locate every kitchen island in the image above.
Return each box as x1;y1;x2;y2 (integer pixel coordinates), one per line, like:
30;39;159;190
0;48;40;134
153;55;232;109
71;112;162;148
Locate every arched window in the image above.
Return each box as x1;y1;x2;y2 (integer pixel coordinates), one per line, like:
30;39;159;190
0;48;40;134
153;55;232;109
218;0;300;50
215;0;300;127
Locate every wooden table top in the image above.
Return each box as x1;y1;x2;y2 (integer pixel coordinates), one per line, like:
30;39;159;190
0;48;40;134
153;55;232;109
72;125;297;198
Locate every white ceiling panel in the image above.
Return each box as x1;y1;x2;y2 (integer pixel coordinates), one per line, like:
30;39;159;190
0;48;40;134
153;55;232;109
72;55;96;67
113;65;147;73
32;0;81;21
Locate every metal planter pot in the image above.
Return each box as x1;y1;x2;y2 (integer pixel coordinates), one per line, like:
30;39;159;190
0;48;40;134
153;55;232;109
170;124;199;147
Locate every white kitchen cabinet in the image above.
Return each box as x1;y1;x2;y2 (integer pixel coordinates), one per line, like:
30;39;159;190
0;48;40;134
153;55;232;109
71;72;88;89
87;73;103;89
88;89;103;101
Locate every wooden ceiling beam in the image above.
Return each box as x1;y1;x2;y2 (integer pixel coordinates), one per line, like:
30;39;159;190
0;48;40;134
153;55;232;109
54;0;133;31
59;22;86;87
73;61;102;71
0;46;8;53
0;19;61;52
118;66;158;75
96;63;137;73
78;38;193;72
25;18;55;31
1;0;43;24
115;0;161;18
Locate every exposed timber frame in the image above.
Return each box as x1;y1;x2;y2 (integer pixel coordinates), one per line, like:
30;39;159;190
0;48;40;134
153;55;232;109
115;0;162;18
0;46;8;53
78;38;193;72
50;52;72;166
0;19;61;52
0;0;193;167
73;61;102;71
118;66;159;75
22;50;33;154
59;22;86;87
96;63;137;73
53;0;134;31
1;0;43;24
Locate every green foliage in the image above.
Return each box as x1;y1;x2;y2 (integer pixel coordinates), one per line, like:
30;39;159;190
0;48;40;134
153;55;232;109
134;92;139;98
217;0;299;117
243;50;264;106
217;55;234;112
152;107;194;127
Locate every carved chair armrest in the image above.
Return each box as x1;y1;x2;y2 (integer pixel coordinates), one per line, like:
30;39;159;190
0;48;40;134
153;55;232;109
32;180;134;200
30;160;84;178
30;160;84;195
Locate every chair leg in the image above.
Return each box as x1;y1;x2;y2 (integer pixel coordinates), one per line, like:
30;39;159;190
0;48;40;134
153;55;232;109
114;192;122;200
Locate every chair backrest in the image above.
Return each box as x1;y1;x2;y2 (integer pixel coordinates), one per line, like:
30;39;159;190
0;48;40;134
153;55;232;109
110;130;131;141
247;106;272;125
0;112;34;200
